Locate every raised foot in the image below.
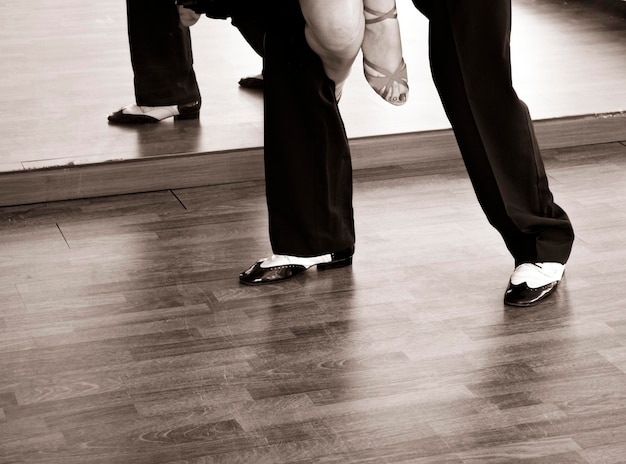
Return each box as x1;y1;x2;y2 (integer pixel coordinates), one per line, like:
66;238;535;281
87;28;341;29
361;4;409;105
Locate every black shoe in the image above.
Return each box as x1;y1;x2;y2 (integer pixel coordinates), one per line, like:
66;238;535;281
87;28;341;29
239;248;353;286
504;281;559;307
504;262;564;307
107;100;201;125
238;73;264;90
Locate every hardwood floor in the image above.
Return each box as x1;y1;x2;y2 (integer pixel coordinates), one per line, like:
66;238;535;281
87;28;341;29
2;135;626;463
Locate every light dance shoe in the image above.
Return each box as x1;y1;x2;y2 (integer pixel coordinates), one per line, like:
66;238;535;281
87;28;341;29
239;248;354;285
362;5;409;105
107;100;201;125
504;262;565;307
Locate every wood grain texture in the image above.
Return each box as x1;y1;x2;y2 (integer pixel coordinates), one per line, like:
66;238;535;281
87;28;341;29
2;135;626;463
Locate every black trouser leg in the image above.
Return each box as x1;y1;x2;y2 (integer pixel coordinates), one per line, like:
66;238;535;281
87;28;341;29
262;3;355;256
415;0;574;264
127;0;201;106
231;17;265;57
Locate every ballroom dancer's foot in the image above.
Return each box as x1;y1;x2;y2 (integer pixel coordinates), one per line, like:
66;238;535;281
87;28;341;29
107;101;201;125
238;73;264;90
504;262;565;307
362;2;408;105
239;249;354;285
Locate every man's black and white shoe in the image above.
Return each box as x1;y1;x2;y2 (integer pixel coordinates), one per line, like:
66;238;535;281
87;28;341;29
504;262;565;307
107;101;201;125
239;249;353;285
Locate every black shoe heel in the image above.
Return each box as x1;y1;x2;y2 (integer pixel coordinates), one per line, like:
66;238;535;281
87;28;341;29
174;100;201;121
174;110;200;121
317;256;352;271
317;248;354;271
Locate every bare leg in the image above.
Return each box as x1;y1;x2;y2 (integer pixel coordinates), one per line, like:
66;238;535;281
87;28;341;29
362;0;408;105
299;0;364;100
177;5;201;27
